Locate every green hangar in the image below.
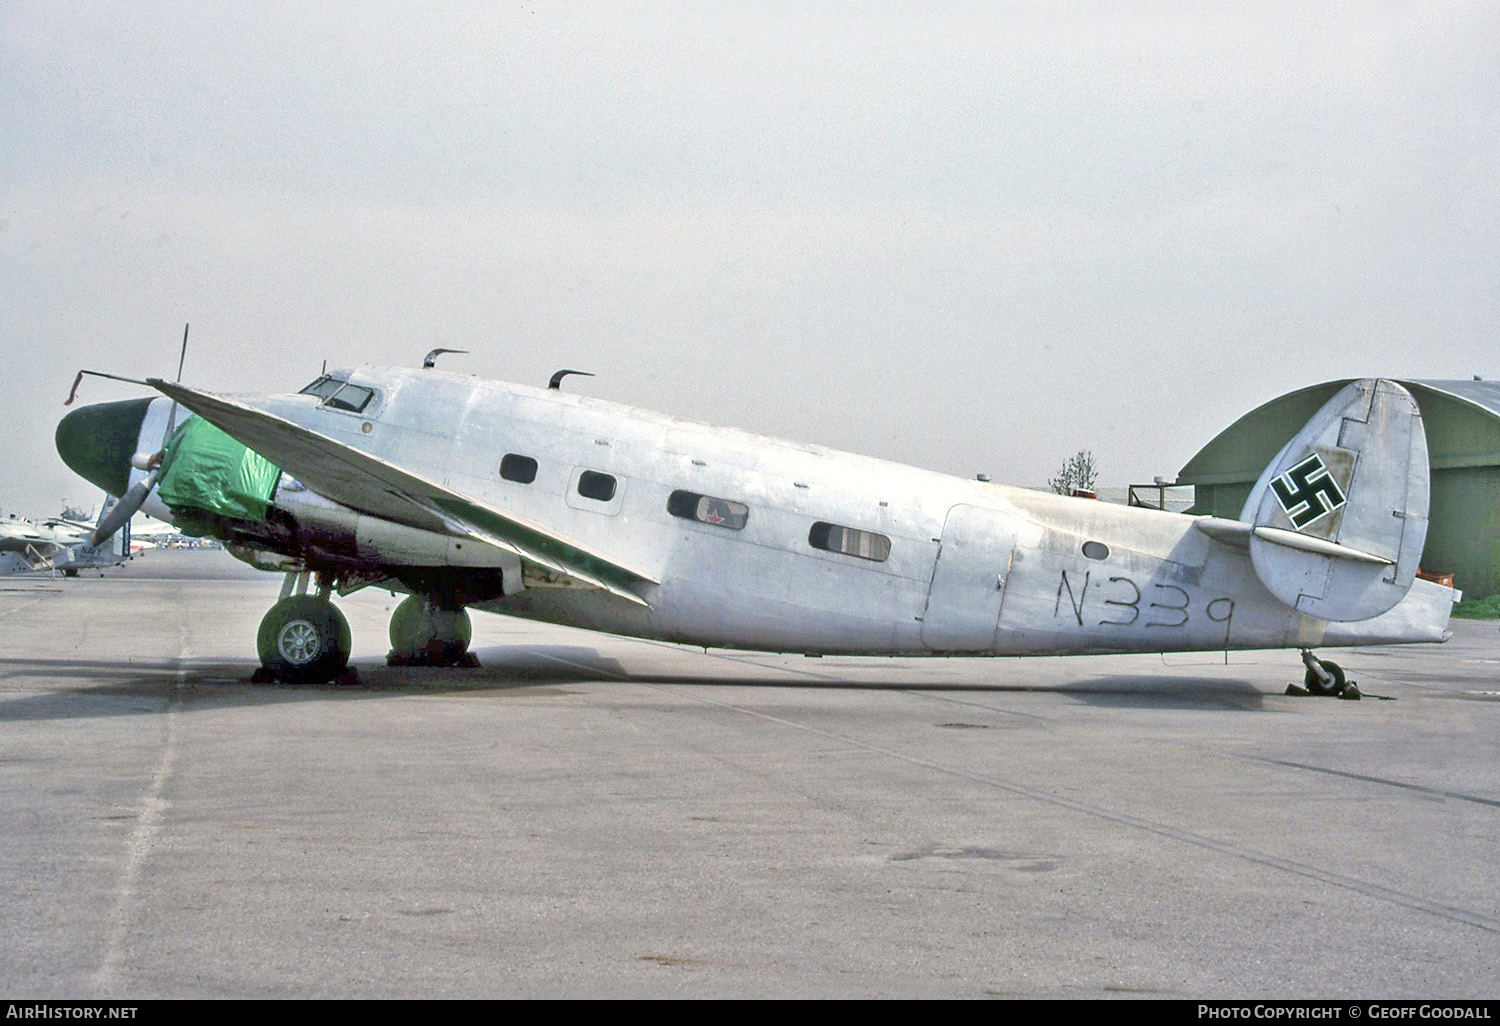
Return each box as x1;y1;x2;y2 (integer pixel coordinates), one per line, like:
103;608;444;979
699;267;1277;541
1178;379;1500;600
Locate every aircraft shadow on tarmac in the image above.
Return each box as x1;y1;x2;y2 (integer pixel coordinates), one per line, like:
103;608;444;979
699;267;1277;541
0;644;1276;720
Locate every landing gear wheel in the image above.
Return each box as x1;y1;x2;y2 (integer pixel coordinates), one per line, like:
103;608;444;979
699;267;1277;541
256;595;351;684
387;596;474;667
1304;658;1347;697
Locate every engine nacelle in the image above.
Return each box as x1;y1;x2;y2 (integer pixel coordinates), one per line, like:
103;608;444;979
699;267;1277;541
272;478;523;588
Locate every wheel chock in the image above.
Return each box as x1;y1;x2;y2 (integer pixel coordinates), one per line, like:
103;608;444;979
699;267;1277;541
1285;680;1363;699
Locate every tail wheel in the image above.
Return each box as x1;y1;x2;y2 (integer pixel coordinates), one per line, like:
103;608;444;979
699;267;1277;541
257;595;351;684
1303;658;1347;697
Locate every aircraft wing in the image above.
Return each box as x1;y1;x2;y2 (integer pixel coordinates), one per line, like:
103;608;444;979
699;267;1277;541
127;517;178;538
147;380;658;607
39;520;90;544
0;521;63;554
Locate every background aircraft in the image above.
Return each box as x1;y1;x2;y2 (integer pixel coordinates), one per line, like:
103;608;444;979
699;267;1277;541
0;499;129;576
56;369;1453;688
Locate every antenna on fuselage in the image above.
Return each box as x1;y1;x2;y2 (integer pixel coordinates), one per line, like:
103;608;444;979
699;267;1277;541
423;348;468;369
548;369;595;391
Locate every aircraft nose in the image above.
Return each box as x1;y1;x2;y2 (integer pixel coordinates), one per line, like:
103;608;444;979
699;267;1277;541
55;397;153;498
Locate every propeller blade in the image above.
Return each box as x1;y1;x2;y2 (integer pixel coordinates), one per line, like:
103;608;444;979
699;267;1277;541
78;325;190;545
159;323;189;445
90;470;157;546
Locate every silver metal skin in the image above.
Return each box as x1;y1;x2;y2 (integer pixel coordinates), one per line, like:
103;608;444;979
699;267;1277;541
111;369;1452;658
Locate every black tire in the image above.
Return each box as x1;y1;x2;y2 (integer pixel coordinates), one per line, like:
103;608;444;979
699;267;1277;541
257;596;351;684
1304;658;1346;696
388;596;471;666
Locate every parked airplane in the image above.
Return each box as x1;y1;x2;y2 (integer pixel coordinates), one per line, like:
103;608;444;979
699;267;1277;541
55;367;1452;689
123;515;177;551
0;501;128;576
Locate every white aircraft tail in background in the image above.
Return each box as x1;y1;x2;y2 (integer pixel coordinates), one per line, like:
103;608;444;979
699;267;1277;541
1;496;131;576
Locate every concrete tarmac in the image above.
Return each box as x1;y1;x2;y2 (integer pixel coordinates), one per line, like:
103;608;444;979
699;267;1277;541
1;549;1497;998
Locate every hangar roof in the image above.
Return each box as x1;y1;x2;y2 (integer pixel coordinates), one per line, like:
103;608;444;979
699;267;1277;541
1178;379;1500;486
1408;379;1500;417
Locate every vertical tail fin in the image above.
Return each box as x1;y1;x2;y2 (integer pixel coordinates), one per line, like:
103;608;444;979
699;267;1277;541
1240;379;1429;621
95;495;130;559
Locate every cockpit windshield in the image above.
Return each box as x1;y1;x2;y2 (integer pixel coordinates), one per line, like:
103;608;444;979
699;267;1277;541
299;376;343;399
299;376;375;412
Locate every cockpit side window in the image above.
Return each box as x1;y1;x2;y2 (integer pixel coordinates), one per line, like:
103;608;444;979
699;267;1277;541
323;383;375;413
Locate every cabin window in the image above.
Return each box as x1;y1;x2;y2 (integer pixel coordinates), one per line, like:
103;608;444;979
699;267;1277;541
1082;541;1109;560
500;454;538;484
324;383;374;413
808;521;891;562
668;490;749;530
577;471;617;502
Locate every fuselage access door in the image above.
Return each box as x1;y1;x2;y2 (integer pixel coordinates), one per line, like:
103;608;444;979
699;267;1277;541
920;503;1016;652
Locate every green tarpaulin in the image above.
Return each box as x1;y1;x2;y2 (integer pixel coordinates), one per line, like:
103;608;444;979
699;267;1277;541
157;417;282;524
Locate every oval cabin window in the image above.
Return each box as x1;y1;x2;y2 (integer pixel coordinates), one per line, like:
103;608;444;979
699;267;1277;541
808;522;891;562
577;471;617;502
667;490;749;530
500;454;538;484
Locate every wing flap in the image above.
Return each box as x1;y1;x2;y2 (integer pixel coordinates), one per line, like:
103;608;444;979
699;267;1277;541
147;380;657;607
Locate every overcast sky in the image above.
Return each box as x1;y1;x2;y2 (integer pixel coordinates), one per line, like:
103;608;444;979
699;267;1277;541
4;2;1497;516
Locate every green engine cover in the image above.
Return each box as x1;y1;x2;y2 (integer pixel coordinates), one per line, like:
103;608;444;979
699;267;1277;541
156;416;282;527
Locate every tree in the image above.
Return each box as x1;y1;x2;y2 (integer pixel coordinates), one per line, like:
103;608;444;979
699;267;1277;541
1048;450;1098;496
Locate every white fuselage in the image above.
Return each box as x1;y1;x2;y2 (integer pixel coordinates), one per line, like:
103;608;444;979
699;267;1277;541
131;367;1453;656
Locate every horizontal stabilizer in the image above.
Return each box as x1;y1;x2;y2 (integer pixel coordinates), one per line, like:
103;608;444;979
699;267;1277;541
1237;378;1429;621
146;380;658;607
1194;518;1392;564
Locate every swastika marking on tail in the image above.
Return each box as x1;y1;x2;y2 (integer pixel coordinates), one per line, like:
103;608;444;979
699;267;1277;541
1270;453;1347;530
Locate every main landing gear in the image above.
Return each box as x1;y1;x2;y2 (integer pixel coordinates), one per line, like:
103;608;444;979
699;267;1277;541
1290;649;1361;700
252;573;481;684
386;595;478;668
254;571;352;685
